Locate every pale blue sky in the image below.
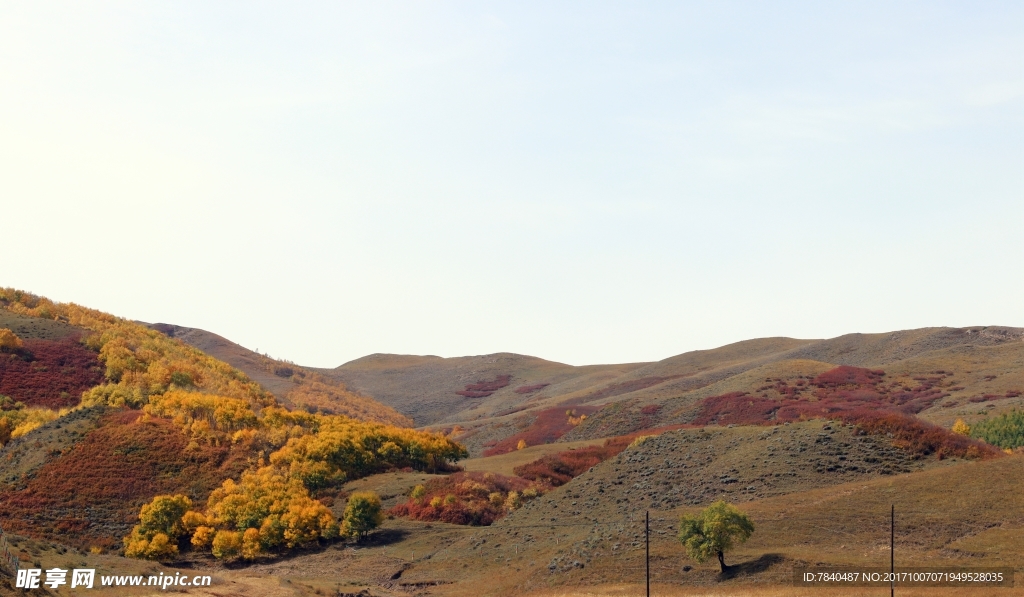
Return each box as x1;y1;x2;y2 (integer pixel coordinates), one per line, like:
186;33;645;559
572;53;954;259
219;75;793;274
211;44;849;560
2;2;1021;367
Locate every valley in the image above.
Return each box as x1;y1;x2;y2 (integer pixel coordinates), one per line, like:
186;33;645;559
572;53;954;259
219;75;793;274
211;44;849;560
0;290;1022;596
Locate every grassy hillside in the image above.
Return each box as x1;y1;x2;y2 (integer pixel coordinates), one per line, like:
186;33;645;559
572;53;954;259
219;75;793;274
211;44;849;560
146;426;1015;596
329;352;648;426
299;327;1024;460
2;291;1021;596
0;288;463;564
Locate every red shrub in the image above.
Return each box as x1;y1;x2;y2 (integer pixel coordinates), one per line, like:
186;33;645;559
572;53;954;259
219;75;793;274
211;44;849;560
514;443;621;487
690;393;779;427
388;471;538;525
483;405;599;456
836;409;1000;460
693;366;953;427
456;375;512;398
813;366;885;387
513;424;694;487
0;337;104;408
0;409;251;549
684;366;998;461
514;383;550;394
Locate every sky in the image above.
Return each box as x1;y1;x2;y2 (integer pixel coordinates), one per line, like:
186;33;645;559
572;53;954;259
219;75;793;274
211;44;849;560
1;2;1022;367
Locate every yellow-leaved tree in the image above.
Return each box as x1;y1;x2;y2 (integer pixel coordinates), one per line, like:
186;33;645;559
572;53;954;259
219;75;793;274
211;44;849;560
0;328;23;351
951;419;971;436
0;288;470;562
125;412;466;560
678;501;755;573
340;492;384;541
123;495;193;560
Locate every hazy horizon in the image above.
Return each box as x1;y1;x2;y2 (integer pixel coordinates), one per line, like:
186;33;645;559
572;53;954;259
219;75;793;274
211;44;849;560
3;2;1021;367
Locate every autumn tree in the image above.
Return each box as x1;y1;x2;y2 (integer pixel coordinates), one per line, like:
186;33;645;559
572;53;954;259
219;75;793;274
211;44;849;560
951;418;970;436
341;492;383;541
211;530;242;559
0;328;23;351
123;494;193;560
678;501;754;573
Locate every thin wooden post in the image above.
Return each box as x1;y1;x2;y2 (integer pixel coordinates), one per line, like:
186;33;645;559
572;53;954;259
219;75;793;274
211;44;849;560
646;510;650;597
890;504;894;597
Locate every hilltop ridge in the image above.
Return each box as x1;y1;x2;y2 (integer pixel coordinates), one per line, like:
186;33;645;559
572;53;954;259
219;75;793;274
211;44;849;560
144;322;412;426
148;322;1024;458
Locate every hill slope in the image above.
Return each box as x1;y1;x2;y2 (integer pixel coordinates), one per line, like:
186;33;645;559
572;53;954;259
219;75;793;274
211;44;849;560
146;323;412;427
305;327;1024;458
0;288;459;560
329;352;646;426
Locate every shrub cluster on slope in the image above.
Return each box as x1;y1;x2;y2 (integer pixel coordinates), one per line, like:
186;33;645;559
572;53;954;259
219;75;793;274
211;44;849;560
0;395;64;445
0;410;252;551
0;289;470;562
687;366;1001;460
691;366;956;428
513;440;630;487
0;288;274;444
514;383;549;394
389;471;540;526
512;425;690;488
456;375;512;398
483;406;599;456
0;335;104;409
123;401;467;560
1;287;272;412
970;410;1024;450
835;409;999;460
148;323;412;426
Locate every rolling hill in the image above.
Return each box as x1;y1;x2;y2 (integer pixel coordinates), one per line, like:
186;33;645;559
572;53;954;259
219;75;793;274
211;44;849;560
142;323;1023;451
307;327;1024;457
0;288;460;561
329;352;646;426
2;288;1022;597
144;323;412;427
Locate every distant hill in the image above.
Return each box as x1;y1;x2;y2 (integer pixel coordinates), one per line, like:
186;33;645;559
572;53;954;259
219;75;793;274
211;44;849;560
125;324;1023;457
328;352;647;426
3;288;1022;594
308;327;1024;456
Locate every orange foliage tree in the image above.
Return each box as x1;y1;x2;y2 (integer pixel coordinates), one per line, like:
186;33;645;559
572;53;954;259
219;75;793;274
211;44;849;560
124;409;466;560
0;288;469;560
0;328;23;351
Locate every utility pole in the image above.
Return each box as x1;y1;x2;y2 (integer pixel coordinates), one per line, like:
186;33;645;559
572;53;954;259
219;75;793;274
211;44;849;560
646;510;650;597
890;504;894;597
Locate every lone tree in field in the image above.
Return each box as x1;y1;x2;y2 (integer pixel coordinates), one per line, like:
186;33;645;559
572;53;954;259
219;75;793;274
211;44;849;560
341;491;384;541
678;500;754;573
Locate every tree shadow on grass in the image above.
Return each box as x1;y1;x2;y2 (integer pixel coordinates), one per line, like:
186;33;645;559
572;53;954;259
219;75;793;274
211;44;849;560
359;527;410;547
216;528;411;569
719;553;785;580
